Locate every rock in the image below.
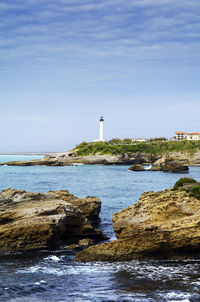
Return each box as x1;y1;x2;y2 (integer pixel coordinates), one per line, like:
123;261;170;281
75;183;200;261
78;238;95;248
66;238;95;251
149;164;162;171
149;157;189;173
161;158;189;173
1;150;200;166
128;164;145;171
66;244;80;251
0;159;72;166
0;152;154;166
46;190;101;224
0;188;105;252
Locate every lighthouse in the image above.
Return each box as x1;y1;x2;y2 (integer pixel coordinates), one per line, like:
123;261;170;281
99;116;104;141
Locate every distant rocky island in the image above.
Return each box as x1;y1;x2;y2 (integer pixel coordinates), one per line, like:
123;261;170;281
1;140;200;166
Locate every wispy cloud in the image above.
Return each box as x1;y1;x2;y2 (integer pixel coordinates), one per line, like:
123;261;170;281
0;0;200;96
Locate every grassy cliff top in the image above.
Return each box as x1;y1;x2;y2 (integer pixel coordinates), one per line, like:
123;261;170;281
73;140;200;156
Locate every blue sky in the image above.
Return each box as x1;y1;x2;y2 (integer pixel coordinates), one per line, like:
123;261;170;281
0;0;200;152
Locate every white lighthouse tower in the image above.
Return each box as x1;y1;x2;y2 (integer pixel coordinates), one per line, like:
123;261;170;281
99;116;104;141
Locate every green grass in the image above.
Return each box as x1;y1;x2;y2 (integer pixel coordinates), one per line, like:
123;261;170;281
73;140;200;156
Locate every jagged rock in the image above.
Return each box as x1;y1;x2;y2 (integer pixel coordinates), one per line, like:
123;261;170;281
66;238;95;251
46;190;101;224
1;150;200;166
150;157;189;173
161;160;189;173
0;153;154;166
0;188;105;252
128;164;145;171
78;238;95;248
75;183;200;261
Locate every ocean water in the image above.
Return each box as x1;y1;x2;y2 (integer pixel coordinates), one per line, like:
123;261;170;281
0;155;200;302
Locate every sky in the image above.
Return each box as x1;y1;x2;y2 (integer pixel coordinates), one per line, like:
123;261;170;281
0;0;200;152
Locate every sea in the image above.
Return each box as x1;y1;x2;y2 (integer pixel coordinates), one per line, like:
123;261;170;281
0;154;200;302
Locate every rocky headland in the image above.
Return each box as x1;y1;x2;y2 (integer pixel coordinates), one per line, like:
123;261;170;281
0;188;105;252
75;178;200;261
1;150;200;167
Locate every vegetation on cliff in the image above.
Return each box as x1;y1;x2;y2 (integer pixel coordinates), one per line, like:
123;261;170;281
173;177;197;190
173;177;200;200
74;140;200;156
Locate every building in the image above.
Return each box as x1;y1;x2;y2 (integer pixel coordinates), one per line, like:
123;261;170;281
99;116;104;141
174;131;200;141
187;132;200;141
132;138;148;142
175;131;187;140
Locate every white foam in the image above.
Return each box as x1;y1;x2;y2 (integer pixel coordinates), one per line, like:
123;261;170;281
40;280;47;284
163;291;191;302
34;280;47;285
169;300;190;302
45;255;60;262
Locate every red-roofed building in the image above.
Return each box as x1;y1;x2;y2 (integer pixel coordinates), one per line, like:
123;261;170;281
187;133;200;141
175;131;187;140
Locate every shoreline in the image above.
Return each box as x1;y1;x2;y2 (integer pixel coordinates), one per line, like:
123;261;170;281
0;152;50;155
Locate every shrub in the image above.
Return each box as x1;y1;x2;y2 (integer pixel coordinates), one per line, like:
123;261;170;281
173;177;197;190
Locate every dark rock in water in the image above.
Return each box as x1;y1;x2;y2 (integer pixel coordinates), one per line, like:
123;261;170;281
128;164;145;171
0;188;105;252
161;159;189;173
75;181;200;262
149;157;189;173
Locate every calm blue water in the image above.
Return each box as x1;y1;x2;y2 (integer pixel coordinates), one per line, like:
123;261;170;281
0;155;200;302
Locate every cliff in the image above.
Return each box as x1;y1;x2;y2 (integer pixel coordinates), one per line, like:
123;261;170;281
0;188;105;252
1;141;200;166
75;178;200;261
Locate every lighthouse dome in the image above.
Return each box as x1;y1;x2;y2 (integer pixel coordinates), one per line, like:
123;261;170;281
100;116;104;122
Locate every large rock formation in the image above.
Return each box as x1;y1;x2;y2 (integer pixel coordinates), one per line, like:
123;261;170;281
75;179;200;261
0;152;154;166
46;190;101;224
1;150;200;167
0;188;104;252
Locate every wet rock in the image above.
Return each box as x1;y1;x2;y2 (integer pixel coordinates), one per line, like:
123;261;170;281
78;238;95;248
0;188;105;252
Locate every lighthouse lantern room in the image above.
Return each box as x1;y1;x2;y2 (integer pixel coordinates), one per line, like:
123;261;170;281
99;116;104;141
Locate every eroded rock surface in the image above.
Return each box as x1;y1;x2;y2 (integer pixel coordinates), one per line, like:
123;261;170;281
75;181;200;261
150;157;189;173
1;150;200;166
0;188;104;252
